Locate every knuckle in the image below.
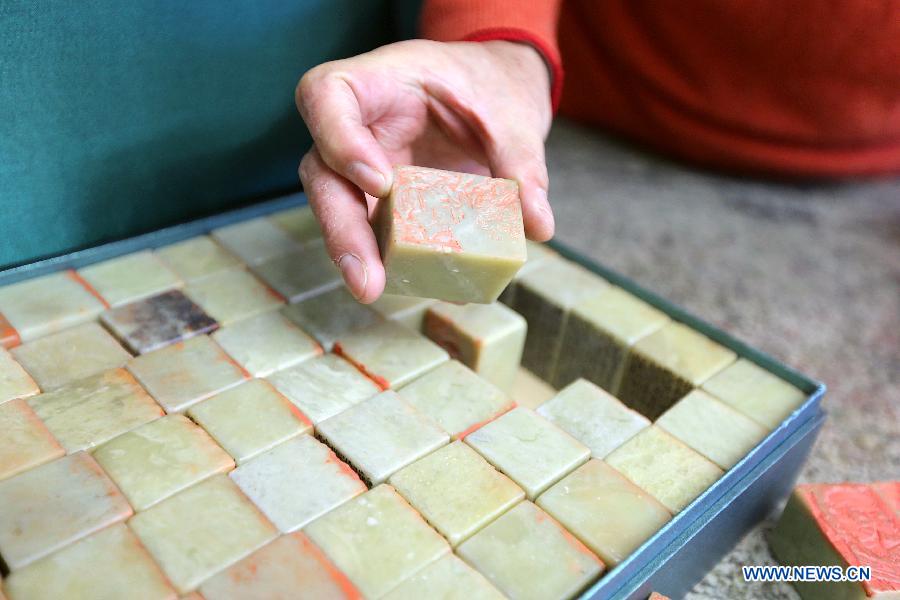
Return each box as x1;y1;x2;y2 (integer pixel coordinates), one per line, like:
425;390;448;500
516;143;549;186
532;167;550;190
498;143;548;186
296;63;332;110
298;151;318;185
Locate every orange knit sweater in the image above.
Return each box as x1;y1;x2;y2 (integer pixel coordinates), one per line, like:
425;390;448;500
421;1;900;178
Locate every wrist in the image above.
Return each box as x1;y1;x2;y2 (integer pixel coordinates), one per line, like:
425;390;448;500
482;40;551;85
465;34;562;112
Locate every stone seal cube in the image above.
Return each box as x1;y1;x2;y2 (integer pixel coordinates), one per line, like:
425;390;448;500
383;553;504;600
0;399;63;481
769;482;900;600
656;389;767;470
457;500;604;600
552;286;669;391
305;484;450;599
702;358;806;430
538;379;649;459
617;322;736;420
2;524;177;600
537;459;671;566
606;426;723;514
374;166;526;303
424;301;526;392
199;532;360;600
513;258;609;381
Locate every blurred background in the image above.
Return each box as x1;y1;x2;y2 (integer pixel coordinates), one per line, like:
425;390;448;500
1;0;415;268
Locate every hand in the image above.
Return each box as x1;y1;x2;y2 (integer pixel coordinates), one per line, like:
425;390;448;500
296;39;554;303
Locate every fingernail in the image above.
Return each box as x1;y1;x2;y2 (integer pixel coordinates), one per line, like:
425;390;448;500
338;253;368;300
349;162;389;197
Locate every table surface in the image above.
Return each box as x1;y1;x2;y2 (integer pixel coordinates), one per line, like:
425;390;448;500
545;119;900;599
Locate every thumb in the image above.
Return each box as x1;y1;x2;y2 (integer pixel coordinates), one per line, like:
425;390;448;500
486;131;554;241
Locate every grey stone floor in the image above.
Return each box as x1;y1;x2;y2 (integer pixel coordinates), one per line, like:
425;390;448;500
544;119;900;599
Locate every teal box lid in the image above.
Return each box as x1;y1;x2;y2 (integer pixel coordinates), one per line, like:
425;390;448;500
0;0;405;269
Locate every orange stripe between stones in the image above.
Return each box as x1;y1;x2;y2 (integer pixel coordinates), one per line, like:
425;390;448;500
333;343;390;391
0;313;20;349
66;269;111;309
457;401;517;440
296;532;363;599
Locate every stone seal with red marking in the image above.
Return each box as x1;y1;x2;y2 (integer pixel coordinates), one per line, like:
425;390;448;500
770;481;900;599
374;165;526;304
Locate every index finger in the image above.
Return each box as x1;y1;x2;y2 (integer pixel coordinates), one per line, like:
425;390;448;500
296;66;393;198
299;146;386;303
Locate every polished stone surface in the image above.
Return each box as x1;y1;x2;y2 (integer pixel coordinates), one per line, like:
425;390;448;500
211;217;301;265
0;347;39;405
27;368;164;453
656;389;768;470
127;335;247;413
0;452;132;570
230;434;366;532
333;319;449;389
424;301;526;391
619;322;737;420
538;378;650;459
156;235;242;282
251;242;342;304
267;353;380;424
398;360;513;440
514;258;609;381
375;165;527;303
199;532;359;600
389;441;524;546
12;322;131;390
2;524;177;600
281;286;383;352
457;500;604;600
304;484;450;599
553;286;669;391
129;475;277;594
188;379;312;464
212;310;321;377
0;398;64;481
606;426;723;514
184;268;284;326
498;241;559;306
316;390;449;486
268;205;323;245
382;553;505;600
0;271;105;341
101;289;219;355
370;293;435;331
465;406;590;500
78;251;183;307
536;459;671;566
93;414;234;511
702;358;807;430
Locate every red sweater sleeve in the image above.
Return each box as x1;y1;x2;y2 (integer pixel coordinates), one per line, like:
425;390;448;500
420;0;564;111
